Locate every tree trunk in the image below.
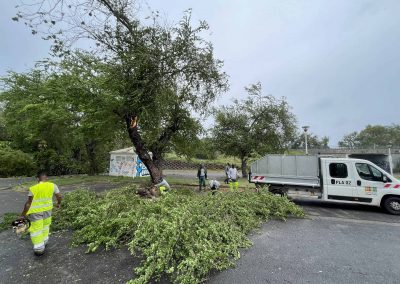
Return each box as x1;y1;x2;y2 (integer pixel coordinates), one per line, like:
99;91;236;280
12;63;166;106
125;115;163;185
85;141;98;175
241;157;248;178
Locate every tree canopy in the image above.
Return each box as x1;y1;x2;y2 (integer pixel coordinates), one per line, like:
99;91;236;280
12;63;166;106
339;125;400;149
14;1;229;186
0;65;126;175
291;133;330;150
212;83;297;176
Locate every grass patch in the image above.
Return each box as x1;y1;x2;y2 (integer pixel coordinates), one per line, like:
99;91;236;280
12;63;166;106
131;176;195;186
165;150;307;166
53;186;304;284
11;174;253;193
0;212;19;232
12;175;132;191
130;175;256;191
164;152;241;165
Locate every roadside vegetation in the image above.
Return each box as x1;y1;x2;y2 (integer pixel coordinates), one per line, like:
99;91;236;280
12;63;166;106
164;152;241;166
0;212;19;232
0;144;36;177
52;187;304;284
11;174;255;193
11;175;131;191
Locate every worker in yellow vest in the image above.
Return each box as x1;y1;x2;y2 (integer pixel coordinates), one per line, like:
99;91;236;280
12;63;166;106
228;165;239;191
19;170;62;256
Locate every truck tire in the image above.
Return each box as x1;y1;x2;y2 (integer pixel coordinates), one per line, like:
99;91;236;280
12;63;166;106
383;196;400;215
269;186;286;197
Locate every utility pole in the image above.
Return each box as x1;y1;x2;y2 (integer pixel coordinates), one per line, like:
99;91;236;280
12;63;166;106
388;144;393;175
302;126;310;155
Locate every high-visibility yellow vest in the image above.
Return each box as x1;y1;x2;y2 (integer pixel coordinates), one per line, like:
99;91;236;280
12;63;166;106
27;182;54;214
160;186;166;195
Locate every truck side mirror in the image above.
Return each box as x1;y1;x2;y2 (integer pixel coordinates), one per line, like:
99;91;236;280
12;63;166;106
383;176;388;183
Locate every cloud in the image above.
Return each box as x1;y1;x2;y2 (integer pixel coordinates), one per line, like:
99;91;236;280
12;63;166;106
1;0;400;146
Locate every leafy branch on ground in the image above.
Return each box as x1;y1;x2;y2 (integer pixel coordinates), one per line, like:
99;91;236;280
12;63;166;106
52;187;304;283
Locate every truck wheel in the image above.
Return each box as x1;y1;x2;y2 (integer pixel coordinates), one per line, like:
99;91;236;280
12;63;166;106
383;197;400;215
269;187;285;197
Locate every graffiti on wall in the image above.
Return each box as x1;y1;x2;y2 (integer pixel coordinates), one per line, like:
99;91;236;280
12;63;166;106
135;158;150;177
109;154;149;177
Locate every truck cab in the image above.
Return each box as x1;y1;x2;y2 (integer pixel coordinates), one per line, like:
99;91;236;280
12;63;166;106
321;158;400;214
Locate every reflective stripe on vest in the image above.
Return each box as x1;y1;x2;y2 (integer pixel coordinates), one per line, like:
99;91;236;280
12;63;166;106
27;182;54;214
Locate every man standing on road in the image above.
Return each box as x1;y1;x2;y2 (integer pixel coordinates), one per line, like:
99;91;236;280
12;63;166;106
228;165;239;191
197;164;208;191
19;170;62;256
224;163;230;184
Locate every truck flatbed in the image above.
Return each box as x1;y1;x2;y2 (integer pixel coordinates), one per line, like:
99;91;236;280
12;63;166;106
251;155;320;187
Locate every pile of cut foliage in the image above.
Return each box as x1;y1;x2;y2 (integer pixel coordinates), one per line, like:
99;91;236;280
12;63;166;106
53;187;304;284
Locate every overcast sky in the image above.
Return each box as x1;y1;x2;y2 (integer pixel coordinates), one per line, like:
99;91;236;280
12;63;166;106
1;0;400;146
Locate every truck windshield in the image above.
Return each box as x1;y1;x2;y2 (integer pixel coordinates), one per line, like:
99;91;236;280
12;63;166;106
355;163;383;181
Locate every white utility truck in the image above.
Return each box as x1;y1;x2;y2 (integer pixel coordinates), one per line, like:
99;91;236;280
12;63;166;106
249;155;400;215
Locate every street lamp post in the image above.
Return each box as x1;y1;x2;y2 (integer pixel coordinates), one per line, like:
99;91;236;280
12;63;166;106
388;144;393;175
302;126;310;155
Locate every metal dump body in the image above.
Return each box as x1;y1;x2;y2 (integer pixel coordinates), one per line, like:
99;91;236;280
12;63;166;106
250;155;320;187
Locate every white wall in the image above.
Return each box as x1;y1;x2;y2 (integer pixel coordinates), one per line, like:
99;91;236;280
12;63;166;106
109;153;150;177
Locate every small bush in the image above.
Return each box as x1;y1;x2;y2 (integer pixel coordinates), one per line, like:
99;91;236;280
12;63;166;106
0;147;36;177
35;149;84;176
53;187;304;284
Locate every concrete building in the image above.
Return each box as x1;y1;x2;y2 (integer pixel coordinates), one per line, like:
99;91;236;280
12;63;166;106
109;147;149;178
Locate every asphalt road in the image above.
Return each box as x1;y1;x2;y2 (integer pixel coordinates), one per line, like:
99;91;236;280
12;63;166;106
1;184;400;283
209;199;400;284
0;177;34;190
0;183;137;284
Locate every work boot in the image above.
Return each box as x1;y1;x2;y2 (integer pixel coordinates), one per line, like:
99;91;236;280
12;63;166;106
34;250;45;256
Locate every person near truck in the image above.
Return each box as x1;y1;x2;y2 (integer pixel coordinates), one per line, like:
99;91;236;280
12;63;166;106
197;164;208;191
19;170;62;256
228;165;239;191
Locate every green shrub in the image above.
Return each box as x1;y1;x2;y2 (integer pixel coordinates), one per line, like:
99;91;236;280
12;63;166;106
35;149;84;176
0;147;36;177
53;187;304;284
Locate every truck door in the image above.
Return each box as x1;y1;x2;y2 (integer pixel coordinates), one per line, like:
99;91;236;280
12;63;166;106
325;161;356;201
354;162;389;204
